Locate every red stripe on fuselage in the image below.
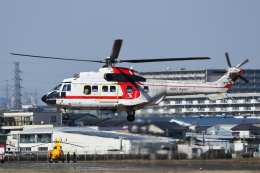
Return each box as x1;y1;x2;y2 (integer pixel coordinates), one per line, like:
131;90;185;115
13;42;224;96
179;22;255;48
59;96;136;100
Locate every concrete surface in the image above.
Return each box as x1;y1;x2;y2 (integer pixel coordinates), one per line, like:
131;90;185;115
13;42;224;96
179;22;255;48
0;160;260;171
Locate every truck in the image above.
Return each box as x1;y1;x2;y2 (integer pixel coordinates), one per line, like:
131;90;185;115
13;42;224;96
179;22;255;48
0;144;5;163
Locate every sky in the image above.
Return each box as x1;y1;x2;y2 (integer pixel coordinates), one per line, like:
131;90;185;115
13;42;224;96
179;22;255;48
1;0;260;104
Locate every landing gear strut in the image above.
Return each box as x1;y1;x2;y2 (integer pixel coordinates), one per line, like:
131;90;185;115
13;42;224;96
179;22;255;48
63;108;69;120
126;108;135;122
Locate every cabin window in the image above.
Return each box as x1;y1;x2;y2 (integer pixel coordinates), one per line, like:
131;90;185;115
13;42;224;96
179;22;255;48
92;86;98;92
144;86;149;93
127;86;133;92
67;84;71;91
110;86;116;92
83;85;91;95
102;86;108;92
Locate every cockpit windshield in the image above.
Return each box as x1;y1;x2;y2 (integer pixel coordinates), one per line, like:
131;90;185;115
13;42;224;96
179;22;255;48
53;84;62;91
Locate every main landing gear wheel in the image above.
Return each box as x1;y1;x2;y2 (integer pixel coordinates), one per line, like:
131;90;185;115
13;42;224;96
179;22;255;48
63;108;69;120
63;113;69;120
127;115;135;122
126;108;135;122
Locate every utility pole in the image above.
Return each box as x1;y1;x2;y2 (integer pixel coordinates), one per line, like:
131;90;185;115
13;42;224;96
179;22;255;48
12;62;22;110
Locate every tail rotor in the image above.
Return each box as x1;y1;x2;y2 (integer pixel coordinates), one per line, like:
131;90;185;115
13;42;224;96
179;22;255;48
213;52;249;83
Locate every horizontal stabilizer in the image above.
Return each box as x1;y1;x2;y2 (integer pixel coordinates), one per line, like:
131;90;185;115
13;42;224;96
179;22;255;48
205;93;228;100
144;95;165;107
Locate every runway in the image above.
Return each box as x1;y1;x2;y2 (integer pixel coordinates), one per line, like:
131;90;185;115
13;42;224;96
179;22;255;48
0;160;260;171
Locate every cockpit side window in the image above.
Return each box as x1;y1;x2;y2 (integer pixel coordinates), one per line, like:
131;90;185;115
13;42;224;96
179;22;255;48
67;84;71;91
62;85;67;91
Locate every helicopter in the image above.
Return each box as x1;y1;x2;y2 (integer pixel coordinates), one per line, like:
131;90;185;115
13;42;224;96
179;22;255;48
49;137;65;163
11;39;249;122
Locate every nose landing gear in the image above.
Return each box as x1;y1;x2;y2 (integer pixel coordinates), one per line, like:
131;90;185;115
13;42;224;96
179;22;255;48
126;108;135;122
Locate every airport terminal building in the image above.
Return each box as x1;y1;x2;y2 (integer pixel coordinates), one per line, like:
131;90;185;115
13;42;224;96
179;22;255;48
137;68;260;117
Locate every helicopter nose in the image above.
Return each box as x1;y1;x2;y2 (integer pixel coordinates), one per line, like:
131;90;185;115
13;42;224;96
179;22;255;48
41;95;47;103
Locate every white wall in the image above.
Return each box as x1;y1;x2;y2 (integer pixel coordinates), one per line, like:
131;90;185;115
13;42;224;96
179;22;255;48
230;143;245;151
19;132;132;154
6;131;20;151
53;132;132;154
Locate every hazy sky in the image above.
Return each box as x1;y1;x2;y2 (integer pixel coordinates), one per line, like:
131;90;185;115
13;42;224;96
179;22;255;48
1;1;260;102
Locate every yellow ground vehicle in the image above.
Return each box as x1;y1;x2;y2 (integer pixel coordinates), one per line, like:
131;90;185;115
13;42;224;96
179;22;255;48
49;137;65;163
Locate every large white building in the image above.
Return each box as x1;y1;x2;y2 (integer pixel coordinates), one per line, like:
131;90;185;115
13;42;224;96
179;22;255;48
137;69;260;117
11;126;173;154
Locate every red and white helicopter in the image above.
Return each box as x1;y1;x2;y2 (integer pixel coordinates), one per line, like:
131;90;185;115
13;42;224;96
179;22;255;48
11;39;249;122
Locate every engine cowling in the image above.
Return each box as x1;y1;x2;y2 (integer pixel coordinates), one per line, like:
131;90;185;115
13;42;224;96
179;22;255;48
104;73;146;82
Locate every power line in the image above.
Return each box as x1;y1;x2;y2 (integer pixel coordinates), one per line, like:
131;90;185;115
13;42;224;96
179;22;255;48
0;63;13;66
24;80;58;85
24;72;68;78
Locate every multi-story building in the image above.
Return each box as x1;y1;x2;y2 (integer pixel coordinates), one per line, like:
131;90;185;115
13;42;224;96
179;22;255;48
0;112;62;152
137;68;260;117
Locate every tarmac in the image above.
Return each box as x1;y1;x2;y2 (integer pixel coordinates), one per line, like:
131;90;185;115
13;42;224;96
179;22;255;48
0;160;260;171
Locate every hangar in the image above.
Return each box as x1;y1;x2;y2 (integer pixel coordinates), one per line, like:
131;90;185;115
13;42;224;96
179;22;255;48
17;126;173;154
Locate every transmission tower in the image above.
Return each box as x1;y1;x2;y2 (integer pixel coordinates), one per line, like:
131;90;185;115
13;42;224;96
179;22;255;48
1;80;11;109
33;91;38;106
12;62;22;109
22;92;28;105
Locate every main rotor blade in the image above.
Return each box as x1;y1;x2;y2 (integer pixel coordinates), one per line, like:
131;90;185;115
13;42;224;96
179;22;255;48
212;70;227;73
110;39;122;61
119;57;210;63
10;53;102;62
236;59;249;68
239;75;249;83
225;52;232;67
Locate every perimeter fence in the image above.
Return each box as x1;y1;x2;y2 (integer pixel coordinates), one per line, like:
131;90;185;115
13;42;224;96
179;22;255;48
3;149;258;162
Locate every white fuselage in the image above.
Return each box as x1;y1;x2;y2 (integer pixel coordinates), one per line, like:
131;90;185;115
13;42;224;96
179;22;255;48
45;67;239;111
